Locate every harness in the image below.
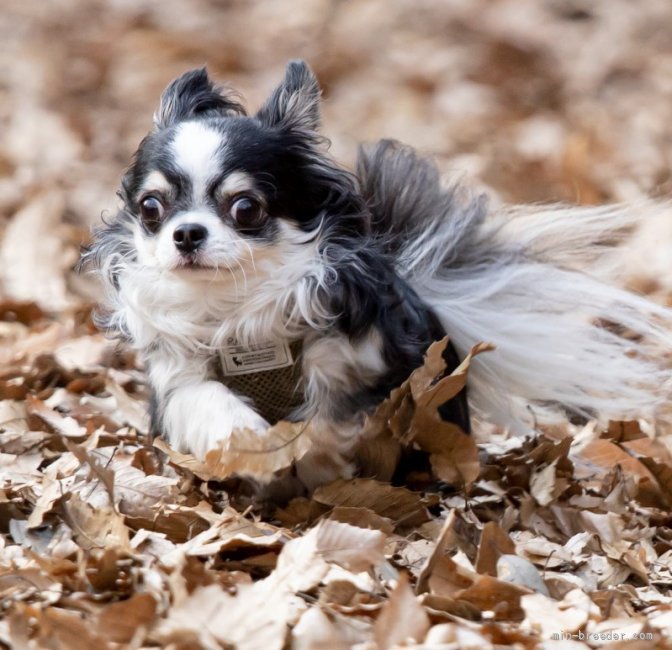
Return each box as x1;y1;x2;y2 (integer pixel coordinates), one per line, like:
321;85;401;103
217;339;305;424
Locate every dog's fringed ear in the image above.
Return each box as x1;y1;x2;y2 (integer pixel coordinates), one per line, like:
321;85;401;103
256;60;321;132
154;68;245;129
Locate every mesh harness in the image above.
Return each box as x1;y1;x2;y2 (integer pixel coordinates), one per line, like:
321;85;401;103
216;340;305;424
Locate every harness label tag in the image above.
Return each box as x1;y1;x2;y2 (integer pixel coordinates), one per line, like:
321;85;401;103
220;338;294;376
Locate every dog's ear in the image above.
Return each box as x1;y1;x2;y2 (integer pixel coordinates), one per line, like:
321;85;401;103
154;68;245;129
256;60;321;132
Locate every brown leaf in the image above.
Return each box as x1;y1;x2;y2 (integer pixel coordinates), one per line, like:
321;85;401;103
573;438;667;507
374;573;431;649
529;460;558;507
155;520;385;650
2;323;70;365
34;606;112;650
274;497;327;528
63;438;116;504
362;338;487;488
456;574;530;621
0;568;62;606
475;522;516;576
59;493;130;552
521;590;599;637
327;506;395;536
421;593;482;621
407;338;453;399
308;518;387;573
639;456;672;507
205;420;313;481
292;607;349;650
428;554;476;599
153;437;212;480
313;479;431;528
412;341;494;411
82;378;150;432
97;593;157;643
125;508;210;544
410;409;480;487
605;420;647;443
175;514;289;559
354;430;402;482
416;510;459;595
26;394;86;437
0;300;47;325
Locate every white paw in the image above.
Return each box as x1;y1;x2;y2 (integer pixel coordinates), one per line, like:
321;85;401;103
163;381;269;460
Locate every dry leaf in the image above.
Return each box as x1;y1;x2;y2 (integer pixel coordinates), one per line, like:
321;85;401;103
313;478;431;528
410;409;480;487
0;568;62;606
97;593;157;643
417;511;458;595
205;420;313;481
26;394;87;438
292;607;349;650
82;379;150;432
496;555;550;596
374;573;431;649
60;493;130;552
475;521;516;576
522;590;600;637
327;506;395;535
155;519;386;650
456;574;530;621
530;460;558;507
63;438;116;504
362;338;487;488
573;438;665;506
308;518;387;573
412;341;494;411
33;606;112;650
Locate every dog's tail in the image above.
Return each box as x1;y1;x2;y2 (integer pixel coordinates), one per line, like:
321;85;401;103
357;139;672;432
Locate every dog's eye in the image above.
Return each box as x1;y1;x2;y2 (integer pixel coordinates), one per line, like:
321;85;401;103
140;196;164;226
230;197;266;229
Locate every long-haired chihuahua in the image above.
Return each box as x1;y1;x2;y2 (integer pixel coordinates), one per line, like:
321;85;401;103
81;60;672;489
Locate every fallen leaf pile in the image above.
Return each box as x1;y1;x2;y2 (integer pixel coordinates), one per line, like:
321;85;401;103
2;0;672;648
1;305;672;648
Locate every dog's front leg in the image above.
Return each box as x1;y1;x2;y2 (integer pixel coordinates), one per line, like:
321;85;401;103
146;345;269;460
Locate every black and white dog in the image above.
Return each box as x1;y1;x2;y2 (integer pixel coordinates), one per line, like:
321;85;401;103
82;60;672;487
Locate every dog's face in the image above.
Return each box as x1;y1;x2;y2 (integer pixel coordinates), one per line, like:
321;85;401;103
120;62;366;279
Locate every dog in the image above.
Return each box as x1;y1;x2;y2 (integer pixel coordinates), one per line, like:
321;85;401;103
81;60;672;489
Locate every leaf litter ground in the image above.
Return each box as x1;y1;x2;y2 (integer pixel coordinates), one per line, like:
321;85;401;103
2;305;672;649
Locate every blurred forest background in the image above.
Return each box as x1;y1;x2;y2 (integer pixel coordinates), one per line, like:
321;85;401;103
2;0;672;312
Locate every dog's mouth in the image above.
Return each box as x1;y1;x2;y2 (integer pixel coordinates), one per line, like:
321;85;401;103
174;254;216;271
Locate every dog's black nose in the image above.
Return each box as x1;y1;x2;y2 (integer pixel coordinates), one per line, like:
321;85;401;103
173;223;208;253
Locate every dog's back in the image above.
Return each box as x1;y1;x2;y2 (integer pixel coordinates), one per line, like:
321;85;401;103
357;139;489;276
357;139;672;432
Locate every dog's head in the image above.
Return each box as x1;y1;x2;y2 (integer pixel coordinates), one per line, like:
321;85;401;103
117;61;366;277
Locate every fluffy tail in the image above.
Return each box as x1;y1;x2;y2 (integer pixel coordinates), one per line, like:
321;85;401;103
357;139;672;432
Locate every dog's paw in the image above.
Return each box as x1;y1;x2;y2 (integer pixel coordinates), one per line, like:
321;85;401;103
163;381;269;460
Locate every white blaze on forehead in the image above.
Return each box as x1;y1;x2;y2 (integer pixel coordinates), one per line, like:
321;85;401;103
171;121;224;199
